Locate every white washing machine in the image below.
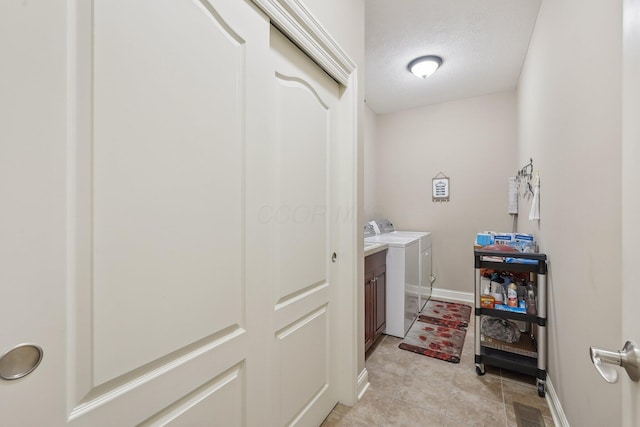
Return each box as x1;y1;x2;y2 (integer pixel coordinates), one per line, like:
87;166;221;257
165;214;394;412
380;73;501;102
373;220;432;311
365;224;419;338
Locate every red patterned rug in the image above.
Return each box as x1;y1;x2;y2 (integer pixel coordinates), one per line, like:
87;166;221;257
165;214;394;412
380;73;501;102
418;299;471;329
399;319;467;363
399;299;471;363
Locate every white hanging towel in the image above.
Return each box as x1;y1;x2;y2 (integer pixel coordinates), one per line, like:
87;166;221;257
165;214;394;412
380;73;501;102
529;172;540;220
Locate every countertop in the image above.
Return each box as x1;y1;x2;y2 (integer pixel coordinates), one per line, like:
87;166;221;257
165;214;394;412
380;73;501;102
364;242;388;257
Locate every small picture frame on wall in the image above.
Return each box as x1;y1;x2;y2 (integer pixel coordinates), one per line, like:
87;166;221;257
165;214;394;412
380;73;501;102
432;173;450;202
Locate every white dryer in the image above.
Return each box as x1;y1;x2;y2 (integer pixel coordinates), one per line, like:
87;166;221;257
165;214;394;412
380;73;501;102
373;220;432;311
365;224;419;338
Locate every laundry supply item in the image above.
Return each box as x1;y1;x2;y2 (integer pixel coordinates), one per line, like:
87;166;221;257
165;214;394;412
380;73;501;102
526;282;537;315
481;316;521;343
476;233;494;246
481;244;519;253
494;233;515;245
492;283;506;304
505;257;538;264
480;294;495;308
507;283;518;307
493;304;527;314
529;172;540;220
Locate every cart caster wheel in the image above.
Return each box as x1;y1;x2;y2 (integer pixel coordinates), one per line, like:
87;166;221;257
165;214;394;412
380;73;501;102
537;383;545;397
475;366;485;376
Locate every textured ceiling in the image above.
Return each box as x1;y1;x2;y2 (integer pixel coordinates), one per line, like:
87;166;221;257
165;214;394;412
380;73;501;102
365;0;542;114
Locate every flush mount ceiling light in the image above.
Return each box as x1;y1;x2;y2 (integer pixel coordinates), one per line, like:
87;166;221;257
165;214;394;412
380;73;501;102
408;55;443;79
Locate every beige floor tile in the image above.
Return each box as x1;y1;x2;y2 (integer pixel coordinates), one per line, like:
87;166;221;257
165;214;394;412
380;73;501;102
320;410;344;427
445;387;507;426
339;388;392;426
403;351;459;383
450;369;504;403
506;403;556;427
321;417;372;427
332;403;352;416
383;399;446;427
369;334;404;355
502;377;551;418
441;415;483;427
367;347;413;377
458;351;478;370
366;364;404;397
408;357;458;386
320;403;356;426
394;370;453;415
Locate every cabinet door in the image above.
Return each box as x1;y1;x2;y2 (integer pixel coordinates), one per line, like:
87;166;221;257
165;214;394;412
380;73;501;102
374;267;387;340
364;272;375;351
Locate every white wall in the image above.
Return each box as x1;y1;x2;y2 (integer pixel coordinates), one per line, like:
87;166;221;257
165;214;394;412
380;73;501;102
517;0;622;425
370;91;517;295
364;104;378;217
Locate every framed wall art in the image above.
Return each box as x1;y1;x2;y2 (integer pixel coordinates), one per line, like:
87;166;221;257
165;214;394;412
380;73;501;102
432;172;450;202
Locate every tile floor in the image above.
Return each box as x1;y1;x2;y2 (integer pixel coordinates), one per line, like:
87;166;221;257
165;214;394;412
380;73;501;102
321;313;556;427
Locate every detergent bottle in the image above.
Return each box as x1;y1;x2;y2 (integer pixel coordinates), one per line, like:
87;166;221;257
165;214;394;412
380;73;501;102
507;283;518;307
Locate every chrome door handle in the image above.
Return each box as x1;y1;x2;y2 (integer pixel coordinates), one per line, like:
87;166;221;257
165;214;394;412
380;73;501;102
590;341;640;383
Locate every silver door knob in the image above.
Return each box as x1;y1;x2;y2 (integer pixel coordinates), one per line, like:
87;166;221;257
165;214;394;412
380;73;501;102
589;341;640;383
0;344;43;380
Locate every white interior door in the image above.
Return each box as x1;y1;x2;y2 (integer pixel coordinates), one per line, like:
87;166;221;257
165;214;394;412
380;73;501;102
266;26;341;426
622;0;640;425
0;1;278;425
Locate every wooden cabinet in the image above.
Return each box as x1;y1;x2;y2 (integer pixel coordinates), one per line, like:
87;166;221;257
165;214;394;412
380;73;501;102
365;249;387;352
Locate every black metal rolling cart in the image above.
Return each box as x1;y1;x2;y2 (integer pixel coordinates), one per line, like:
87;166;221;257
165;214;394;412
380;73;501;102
474;250;548;397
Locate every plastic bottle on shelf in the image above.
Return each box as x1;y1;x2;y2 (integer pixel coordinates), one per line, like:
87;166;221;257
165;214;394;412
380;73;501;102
480;282;495;308
526;282;537;315
492;283;505;305
507;283;518;307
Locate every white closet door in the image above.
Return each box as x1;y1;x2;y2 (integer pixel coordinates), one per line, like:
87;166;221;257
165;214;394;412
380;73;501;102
265;26;341;427
0;0;273;425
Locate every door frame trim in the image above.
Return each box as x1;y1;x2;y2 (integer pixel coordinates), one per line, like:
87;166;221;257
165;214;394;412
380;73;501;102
251;0;356;87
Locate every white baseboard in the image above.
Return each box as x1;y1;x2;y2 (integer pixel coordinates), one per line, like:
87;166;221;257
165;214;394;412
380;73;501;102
430;287;474;304
356;368;369;401
545;376;570;427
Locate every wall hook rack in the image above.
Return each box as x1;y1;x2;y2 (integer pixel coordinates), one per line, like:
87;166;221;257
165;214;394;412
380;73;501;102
518;158;534;181
516;158;534;199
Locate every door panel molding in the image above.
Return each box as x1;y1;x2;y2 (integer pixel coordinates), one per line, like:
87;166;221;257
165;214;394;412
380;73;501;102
68;327;246;419
137;362;245;427
275;305;329;426
274;280;329;310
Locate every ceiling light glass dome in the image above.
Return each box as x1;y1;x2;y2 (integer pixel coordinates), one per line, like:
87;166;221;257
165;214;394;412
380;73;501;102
408;55;443;78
